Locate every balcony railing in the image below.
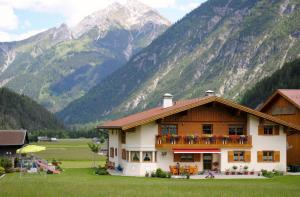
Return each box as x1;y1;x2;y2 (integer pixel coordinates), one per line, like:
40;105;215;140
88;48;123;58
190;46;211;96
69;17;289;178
155;134;252;148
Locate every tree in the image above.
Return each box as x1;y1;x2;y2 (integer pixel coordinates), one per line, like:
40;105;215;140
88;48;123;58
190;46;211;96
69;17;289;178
87;142;100;168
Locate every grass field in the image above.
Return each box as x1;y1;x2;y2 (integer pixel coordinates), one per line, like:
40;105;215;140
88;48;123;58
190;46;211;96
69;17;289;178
1;139;300;196
33;138;106;168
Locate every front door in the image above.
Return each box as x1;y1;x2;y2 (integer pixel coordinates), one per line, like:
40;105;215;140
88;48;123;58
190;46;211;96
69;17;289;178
203;153;212;170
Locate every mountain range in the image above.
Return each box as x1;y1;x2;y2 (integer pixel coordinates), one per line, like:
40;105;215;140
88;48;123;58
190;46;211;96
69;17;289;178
58;0;300;125
0;0;170;112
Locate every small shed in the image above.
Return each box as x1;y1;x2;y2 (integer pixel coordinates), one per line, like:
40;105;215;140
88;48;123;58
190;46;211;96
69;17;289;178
0;130;29;156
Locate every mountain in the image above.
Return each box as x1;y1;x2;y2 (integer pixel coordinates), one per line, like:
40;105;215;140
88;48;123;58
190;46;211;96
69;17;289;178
0;0;170;112
0;87;64;130
240;58;300;109
58;0;300;125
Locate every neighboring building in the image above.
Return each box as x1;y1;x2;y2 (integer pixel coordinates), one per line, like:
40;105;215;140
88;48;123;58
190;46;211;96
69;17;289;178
258;89;300;165
99;93;300;176
0;130;29;156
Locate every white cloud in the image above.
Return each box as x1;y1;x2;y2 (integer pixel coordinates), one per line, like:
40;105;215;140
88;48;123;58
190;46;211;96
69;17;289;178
0;29;46;42
0;5;18;30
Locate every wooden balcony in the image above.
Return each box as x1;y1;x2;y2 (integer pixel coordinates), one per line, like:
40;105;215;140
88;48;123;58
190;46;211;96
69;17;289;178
155;135;252;149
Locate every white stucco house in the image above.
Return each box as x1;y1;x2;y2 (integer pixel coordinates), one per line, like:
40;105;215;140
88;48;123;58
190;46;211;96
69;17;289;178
98;92;300;176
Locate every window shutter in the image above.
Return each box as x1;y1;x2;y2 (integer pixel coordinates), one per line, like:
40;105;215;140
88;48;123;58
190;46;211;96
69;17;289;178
258;125;264;135
228;151;234;162
174;154;180;162
244;151;251;162
274;151;280;162
194;154;201;162
274;126;280;135
257;151;263;162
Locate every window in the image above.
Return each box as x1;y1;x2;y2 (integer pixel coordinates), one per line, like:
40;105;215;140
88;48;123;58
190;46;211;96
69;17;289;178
233;151;244;161
115;148;117;156
229;125;244;135
110;147;114;158
121;131;126;144
263;151;274;162
203;124;213;134
122;149;126;160
131;151;140;162
126;151;129;161
143;152;152;162
161;125;177;135
180;154;194;162
264;126;273;135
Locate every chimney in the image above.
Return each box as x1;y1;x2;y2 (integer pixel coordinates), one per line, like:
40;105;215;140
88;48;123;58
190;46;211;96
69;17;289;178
163;93;173;108
205;90;215;96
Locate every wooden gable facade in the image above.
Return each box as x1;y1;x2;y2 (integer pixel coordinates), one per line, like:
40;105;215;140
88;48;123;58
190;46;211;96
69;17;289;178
260;92;300;165
159;102;248;136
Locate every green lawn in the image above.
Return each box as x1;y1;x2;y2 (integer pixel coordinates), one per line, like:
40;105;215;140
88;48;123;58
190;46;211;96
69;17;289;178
1;168;300;197
32;138;106;168
1;138;300;196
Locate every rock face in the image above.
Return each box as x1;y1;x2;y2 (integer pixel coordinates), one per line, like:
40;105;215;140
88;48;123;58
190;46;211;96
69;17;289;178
0;0;170;112
58;0;300;125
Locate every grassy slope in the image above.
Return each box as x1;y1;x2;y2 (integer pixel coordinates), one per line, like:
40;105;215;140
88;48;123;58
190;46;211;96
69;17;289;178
1;169;300;197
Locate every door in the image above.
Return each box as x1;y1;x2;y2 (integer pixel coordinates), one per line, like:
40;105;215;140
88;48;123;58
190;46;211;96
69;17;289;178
203;153;212;170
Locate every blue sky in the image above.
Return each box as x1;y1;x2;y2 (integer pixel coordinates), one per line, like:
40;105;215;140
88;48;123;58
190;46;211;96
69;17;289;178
0;0;206;42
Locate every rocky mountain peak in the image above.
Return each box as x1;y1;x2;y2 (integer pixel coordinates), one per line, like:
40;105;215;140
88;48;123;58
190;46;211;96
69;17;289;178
71;0;170;38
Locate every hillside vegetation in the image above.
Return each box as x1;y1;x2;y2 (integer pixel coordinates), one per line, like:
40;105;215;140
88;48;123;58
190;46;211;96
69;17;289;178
0;88;64;130
58;0;300;125
240;58;300;108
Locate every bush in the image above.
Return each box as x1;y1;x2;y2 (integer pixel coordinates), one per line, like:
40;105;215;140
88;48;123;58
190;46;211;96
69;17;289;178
145;172;149;177
261;169;283;178
0;157;12;172
95;166;109;175
0;166;5;175
150;171;156;177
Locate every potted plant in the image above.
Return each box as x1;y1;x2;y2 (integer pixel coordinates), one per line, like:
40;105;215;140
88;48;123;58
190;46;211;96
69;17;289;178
250;169;255;175
231;165;237;175
187;135;194;144
225;168;230;175
171;134;178;144
213;161;219;172
243;166;249;175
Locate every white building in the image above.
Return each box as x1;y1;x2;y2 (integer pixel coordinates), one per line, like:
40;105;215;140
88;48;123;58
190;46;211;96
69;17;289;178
99;94;300;176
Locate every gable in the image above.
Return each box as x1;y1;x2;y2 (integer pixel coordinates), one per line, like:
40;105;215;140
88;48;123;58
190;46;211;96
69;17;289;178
262;95;298;115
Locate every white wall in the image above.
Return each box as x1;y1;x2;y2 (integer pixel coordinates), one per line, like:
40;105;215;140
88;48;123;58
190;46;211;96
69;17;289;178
221;115;287;172
108;129;121;167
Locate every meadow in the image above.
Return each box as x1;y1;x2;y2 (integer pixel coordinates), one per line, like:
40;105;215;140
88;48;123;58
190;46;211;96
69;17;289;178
1;139;300;197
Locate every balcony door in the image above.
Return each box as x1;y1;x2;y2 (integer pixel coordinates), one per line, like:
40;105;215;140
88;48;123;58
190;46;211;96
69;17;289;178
203;153;212;170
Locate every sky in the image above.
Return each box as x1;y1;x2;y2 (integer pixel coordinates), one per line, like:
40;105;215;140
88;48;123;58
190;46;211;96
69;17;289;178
0;0;206;42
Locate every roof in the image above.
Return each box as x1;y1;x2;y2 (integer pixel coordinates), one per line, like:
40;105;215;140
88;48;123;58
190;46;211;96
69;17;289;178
0;130;28;146
98;96;300;131
258;89;300;111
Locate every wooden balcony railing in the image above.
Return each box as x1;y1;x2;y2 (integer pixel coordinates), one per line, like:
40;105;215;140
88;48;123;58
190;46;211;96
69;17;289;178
155;135;252;149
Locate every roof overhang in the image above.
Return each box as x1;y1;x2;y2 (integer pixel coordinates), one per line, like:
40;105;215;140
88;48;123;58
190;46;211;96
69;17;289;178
98;96;300;132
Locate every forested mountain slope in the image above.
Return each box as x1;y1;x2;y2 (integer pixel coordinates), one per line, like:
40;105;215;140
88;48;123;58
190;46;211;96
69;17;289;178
0;88;64;130
240;58;300;108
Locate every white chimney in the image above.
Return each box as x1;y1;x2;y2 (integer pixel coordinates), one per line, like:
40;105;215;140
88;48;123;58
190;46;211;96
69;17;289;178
163;93;173;108
205;90;215;96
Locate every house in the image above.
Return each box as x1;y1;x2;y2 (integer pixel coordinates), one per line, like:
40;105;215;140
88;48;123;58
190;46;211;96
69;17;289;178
98;92;300;176
258;89;300;165
0;130;29;156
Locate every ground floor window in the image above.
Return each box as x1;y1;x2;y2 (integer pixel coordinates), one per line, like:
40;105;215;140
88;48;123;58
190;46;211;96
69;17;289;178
263;151;274;161
131;151;140;162
234;151;244;161
142;152;152;162
180;154;194;162
110;147;114;158
122;149;126;160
